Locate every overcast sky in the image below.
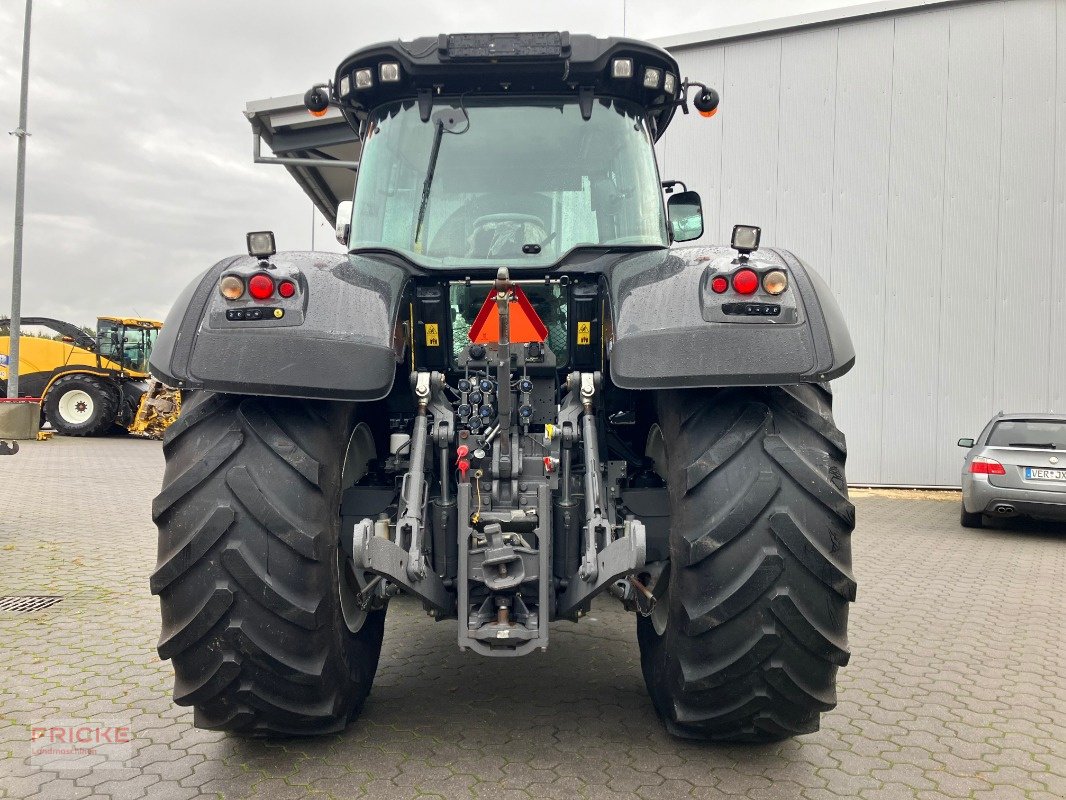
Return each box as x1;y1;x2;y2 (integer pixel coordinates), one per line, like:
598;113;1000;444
0;0;863;326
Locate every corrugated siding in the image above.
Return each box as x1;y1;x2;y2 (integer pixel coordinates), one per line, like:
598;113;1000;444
662;0;1066;486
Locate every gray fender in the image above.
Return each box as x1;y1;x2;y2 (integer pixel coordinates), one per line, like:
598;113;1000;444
606;246;854;388
150;252;409;400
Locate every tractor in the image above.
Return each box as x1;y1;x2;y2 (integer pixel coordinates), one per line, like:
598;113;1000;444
149;32;856;741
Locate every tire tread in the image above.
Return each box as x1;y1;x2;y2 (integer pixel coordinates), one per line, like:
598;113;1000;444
639;385;855;742
152;392;384;736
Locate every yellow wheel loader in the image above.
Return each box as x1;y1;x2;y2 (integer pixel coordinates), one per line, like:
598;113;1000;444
0;316;180;438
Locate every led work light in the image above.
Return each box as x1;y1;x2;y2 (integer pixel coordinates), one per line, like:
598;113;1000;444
731;225;761;255
611;58;633;79
354;68;373;89
246;231;276;259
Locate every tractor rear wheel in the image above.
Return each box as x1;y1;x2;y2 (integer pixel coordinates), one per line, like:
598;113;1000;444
638;384;856;741
44;374;119;436
151;391;385;736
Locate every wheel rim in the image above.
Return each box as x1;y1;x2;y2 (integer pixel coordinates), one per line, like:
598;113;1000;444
646;424;667;481
649;563;671;636
57;389;94;424
644;424;671;635
338;551;370;633
337;422;380;634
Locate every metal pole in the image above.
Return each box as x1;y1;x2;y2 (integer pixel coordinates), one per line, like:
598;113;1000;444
7;0;32;398
310;201;315;251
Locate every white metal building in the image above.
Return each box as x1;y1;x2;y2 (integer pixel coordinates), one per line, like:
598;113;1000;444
654;0;1066;486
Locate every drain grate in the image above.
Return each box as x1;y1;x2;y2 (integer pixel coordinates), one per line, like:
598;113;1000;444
0;596;63;613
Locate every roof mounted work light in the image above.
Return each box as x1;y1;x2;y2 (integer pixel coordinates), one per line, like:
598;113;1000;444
611;57;634;79
354;68;373;90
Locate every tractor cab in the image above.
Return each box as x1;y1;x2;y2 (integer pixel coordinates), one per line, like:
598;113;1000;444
312;33;717;271
95;317;161;376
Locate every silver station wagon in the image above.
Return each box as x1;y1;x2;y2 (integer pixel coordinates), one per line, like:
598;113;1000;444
958;413;1066;528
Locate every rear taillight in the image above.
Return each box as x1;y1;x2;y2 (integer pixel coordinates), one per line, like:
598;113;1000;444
971;457;1006;475
248;273;275;300
219;275;244;300
278;280;297;298
762;269;788;295
732;268;759;295
710;275;729;294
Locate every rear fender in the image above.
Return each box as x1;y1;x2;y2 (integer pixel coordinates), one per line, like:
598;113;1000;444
606;246;854;388
150;252;409;401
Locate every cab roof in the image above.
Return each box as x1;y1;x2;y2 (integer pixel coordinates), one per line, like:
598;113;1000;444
98;317;162;328
331;32;681;141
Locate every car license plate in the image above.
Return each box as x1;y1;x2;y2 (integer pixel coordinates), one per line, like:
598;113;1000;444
1025;467;1066;481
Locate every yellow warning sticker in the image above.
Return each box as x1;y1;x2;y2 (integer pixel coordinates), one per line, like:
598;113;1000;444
577;321;591;345
425;323;440;346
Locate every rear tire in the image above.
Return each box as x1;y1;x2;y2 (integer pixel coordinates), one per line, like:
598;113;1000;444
960;504;983;528
44;374;119;436
638;384;856;742
151;391;385;736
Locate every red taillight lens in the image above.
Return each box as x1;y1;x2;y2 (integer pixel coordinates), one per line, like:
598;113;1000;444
971;457;1006;475
710;275;729;294
277;280;296;298
732;268;759;295
248;273;274;300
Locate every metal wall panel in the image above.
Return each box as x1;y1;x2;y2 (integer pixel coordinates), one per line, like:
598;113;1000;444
880;11;950;485
775;27;839;274
824;19;896;485
993;1;1057;414
1054;0;1066;416
717;38;782;242
662;0;1066;485
934;2;1005;482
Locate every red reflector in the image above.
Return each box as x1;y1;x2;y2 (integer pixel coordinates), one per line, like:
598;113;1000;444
248;274;274;300
971;457;1006;475
278;280;296;298
710;275;729;294
733;269;759;295
468;285;548;344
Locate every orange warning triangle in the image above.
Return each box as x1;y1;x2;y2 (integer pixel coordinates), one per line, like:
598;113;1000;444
468;284;549;345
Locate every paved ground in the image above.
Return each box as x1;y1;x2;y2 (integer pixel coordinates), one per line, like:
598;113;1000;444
1;437;1064;800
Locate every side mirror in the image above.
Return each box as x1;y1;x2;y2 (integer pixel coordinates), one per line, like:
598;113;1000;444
957;437;975;448
335;200;353;246
667;191;703;242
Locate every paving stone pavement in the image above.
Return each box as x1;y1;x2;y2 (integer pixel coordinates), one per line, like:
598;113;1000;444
1;436;1064;800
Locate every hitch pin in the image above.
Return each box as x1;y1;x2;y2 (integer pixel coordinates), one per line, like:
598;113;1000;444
627;574;654;602
357;575;383;606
